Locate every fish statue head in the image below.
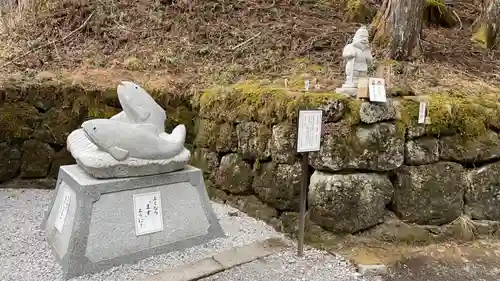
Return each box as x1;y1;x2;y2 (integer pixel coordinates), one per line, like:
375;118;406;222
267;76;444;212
81;119;117;150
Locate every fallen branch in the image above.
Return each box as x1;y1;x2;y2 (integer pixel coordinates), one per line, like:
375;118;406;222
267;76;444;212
231;32;262;50
1;11;95;67
452;9;463;30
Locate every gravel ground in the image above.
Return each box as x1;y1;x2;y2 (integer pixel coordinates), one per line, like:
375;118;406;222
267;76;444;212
202;248;369;281
0;188;368;281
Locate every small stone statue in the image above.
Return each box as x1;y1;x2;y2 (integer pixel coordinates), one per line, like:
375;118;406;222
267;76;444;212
336;25;373;97
67;81;190;179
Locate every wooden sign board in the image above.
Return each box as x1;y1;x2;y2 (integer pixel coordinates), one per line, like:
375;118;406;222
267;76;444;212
295;109;323;257
296;110;322;153
356;77;369;99
375;64;392;89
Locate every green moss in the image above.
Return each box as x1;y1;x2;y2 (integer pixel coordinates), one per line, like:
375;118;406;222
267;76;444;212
72;93;120;119
307;65;325;72
344;98;362;125
199;78;500;143
87;104;120;119
194;119;237;152
344;0;376;23
194;119;219;148
2;79;87;108
399;93;500;139
346;0;361;14
86;108;115;119
0;102;40;140
291;58;310;64
426;0;445;8
199;80;349;124
472;25;488;45
424;0;458;28
472;24;497;49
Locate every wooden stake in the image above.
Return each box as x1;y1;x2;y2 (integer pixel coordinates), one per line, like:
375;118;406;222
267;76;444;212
297;152;308;257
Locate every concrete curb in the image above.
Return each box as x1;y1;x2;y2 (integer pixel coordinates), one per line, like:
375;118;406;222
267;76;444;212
140;237;290;281
357;264;388;276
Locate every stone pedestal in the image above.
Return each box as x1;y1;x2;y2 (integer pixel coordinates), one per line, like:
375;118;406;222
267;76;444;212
335;86;356;97
42;164;225;280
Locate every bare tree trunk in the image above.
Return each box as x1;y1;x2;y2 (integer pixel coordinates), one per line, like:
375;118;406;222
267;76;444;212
371;0;426;60
472;0;500;49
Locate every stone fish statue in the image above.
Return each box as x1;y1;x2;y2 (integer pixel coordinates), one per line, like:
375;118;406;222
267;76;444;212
336;25;373;97
67;81;190;179
111;81;166;133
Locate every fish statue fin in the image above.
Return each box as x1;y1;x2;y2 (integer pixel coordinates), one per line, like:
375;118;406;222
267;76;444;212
110;111;128;121
108;146;129;161
170;124;186;144
135;105;151;121
136;123;159;134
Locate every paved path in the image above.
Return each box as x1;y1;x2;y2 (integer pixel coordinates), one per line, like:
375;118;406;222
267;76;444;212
199;247;368;281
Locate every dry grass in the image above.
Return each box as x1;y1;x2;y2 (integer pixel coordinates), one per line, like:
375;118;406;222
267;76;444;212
0;0;497;97
449;215;478;241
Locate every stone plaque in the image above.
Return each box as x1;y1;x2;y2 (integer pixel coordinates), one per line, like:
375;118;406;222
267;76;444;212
42;164;224;280
133;191;164;236
54;187;71;233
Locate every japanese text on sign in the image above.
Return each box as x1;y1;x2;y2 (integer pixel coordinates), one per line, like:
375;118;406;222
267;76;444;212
368;78;387;102
296;110;322;153
54;187;71;233
133;191;164;236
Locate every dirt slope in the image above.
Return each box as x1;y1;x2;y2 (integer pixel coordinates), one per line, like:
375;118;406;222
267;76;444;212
0;0;498;94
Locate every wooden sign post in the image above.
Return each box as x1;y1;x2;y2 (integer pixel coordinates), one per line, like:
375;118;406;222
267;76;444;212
418;101;427;124
296;109;323;257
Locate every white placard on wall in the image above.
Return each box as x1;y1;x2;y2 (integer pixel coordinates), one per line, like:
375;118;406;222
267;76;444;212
133;191;164;236
368;78;387;103
296;110;323;153
54;187;71;233
418;102;427;124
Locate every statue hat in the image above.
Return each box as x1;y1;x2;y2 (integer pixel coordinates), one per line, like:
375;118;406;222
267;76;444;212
353;25;369;41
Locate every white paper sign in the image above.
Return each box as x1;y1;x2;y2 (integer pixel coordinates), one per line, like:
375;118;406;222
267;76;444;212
54;187;71;233
296;110;322;153
418;102;427;124
133;192;164;236
368;78;387;102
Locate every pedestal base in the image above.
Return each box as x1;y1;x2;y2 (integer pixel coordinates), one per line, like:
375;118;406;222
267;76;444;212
335;86;357;97
42;165;225;280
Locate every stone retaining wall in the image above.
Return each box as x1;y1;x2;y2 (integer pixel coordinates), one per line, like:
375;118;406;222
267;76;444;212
2;80;500;243
192;86;500;243
0;82;196;185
